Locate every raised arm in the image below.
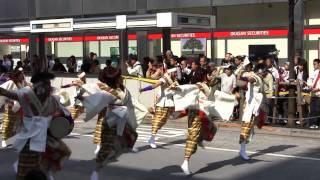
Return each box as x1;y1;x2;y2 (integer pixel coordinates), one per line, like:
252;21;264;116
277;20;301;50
0;87;19;101
139;80;163;93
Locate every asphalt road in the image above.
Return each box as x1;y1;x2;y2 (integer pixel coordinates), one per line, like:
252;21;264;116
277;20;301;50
1;119;320;180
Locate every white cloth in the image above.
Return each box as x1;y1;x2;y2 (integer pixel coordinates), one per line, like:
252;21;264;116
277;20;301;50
155;78;175;107
82;85;148;135
127;61;143;77
214;90;237;121
14;88;62;152
0;80;21;112
172;84;235;120
242;74;264;123
219;73;236;94
269;67;280;80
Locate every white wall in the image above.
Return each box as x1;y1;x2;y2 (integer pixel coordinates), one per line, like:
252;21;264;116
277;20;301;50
226;38;288;58
56;42;83;57
100;41;119;57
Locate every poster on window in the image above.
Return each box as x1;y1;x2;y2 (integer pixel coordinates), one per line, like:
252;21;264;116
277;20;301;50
181;38;206;56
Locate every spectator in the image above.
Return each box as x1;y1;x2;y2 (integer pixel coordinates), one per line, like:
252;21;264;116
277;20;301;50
221;53;234;66
265;57;280;82
52;58;67;72
280;62;290;83
47;55;54;71
81;57;91;73
89;53;100;73
263;66;275;124
7;54;14;71
190;59;206;84
127;54;143;77
234;55;245;76
296;59;309;82
0;60;7;73
218;65;237;94
22;58;32;72
142;57;151;77
169;56;182;81
2;55;11;72
66;55;77;73
163;50;173;70
14;61;23;71
180;59;191;85
146;59;162;80
106;59;112;68
199;55;208;70
307;59;320;129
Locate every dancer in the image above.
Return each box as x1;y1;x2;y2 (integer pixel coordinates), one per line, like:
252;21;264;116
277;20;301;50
0;72;72;180
139;68;178;148
1;69;26;148
75;67;146;180
238;64;267;160
60;72;86;120
172;83;224;175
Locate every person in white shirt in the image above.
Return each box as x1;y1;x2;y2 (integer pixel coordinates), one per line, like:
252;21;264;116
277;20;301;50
139;68;178;149
126;54;143;77
308;59;320;129
219;66;236;94
265;57;279;82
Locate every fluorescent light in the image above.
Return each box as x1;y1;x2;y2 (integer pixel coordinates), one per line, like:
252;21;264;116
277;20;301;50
126;20;157;27
74;22;116;30
12;26;30;32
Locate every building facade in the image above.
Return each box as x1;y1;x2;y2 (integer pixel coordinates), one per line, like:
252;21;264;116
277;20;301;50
0;0;319;71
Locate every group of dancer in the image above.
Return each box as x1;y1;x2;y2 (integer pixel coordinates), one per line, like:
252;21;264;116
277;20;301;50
0;60;268;180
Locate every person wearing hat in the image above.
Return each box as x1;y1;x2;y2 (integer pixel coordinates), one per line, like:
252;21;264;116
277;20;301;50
74;67;146;180
1;69;27;148
139;67;179;149
237;63;267;160
0;72;72;180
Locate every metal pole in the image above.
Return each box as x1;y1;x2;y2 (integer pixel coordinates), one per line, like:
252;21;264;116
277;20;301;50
287;0;296;128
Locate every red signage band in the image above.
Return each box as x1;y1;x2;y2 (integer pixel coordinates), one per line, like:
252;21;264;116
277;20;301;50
0;38;29;44
213;30;288;38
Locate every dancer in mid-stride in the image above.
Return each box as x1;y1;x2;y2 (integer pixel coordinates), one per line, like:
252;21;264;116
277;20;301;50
1;69;28;148
0;72;72;180
238;64;267;160
75;67;147;180
139;68;178;149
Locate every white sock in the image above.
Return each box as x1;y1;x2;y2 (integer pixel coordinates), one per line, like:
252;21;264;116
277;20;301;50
181;160;191;175
148;135;157;149
94;145;101;155
132;147;139;153
239;142;250;160
1;140;7;148
13;160;18;173
90;171;99;180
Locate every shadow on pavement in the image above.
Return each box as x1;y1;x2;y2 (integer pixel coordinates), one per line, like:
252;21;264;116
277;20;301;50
193;145;297;176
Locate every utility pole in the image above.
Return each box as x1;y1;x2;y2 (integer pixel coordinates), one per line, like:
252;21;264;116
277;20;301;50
287;0;296;127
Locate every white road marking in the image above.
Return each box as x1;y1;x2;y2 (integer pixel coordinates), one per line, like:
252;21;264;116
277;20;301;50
70;125;320;162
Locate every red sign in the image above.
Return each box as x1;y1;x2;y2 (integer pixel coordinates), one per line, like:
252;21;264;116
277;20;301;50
304;29;320;35
0;38;29;44
214;30;288;38
45;36;83;42
84;35;119;41
171;32;211;39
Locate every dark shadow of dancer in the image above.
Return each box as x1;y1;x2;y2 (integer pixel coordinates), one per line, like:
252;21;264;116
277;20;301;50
193;145;297;176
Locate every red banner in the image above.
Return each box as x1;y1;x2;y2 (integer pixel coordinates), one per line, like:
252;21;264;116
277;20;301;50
213;30;288;38
171;32;211;39
45;36;83;42
0;38;29;44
